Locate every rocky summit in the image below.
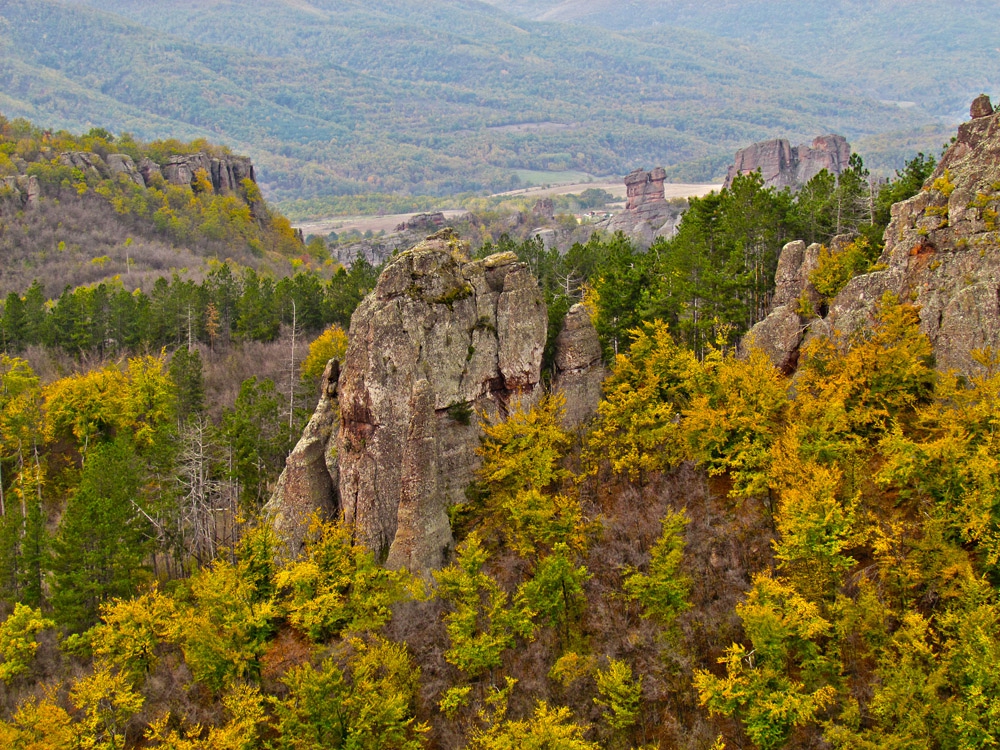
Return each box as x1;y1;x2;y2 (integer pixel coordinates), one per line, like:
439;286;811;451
748;97;1000;376
724;134;851;190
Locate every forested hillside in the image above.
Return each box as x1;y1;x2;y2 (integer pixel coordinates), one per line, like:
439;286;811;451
0;113;316;296
1;0;933;215
4;86;991;747
482;0;1000;121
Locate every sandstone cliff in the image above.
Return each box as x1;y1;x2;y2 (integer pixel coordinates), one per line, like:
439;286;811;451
724;135;851;190
269;232;608;571
337;234;548;570
747;97;1000;377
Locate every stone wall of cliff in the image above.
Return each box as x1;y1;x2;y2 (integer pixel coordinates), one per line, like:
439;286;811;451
724;135;851;190
746;97;1000;377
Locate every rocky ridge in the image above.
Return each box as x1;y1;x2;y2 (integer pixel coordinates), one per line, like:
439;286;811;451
724;135;851;190
747;97;1000;376
57;149;257;196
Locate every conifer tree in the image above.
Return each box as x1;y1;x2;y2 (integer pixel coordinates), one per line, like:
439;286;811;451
50;437;153;632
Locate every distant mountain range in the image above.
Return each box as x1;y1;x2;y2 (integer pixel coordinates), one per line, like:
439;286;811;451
0;0;970;215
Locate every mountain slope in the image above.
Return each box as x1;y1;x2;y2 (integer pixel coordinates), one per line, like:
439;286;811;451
482;0;1000;121
2;0;932;209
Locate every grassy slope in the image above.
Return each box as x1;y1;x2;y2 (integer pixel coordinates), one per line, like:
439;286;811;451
1;0;928;210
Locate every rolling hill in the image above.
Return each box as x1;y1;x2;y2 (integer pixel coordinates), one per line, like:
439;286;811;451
482;0;1000;121
0;0;936;215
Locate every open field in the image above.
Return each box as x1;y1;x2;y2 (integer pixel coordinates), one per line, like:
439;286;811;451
495;180;721;200
295;210;471;239
293;183;721;237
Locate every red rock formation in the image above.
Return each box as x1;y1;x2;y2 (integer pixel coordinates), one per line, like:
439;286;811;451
724;135;851;190
625;167;667;211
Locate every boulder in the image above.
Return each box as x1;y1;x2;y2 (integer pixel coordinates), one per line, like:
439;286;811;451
971;94;994;119
336;233;547;570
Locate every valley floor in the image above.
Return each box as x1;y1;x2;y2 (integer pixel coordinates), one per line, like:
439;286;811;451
292;183;721;238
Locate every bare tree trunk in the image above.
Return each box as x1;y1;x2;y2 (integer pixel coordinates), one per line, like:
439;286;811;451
288;299;298;435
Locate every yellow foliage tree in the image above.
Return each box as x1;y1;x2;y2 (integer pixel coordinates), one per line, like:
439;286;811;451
300;324;348;382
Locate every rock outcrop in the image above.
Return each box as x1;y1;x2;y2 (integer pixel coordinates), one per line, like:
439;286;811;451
161;153;256;194
265;360;341;558
271;232;616;572
0;175;41;208
47;149;258;197
601;167;684;247
59;151;110;180
552;303;605;428
724;135;851;190
744;237;841;373
106;153;146;186
394;212;447;233
746;99;1000;377
337;233;548;571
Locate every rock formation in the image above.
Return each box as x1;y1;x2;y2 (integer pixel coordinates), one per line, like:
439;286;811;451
337;233;547;571
138;157;163;186
625;167;667;215
52;149;258;198
0;175;41;208
59;151;110;180
724;135;851;190
270;231;610;572
161;153;256;194
106;154;146;186
744;236;842;374
601;167;684;247
394;212;447;233
747;98;1000;377
265;360;340;558
552;303;605;428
